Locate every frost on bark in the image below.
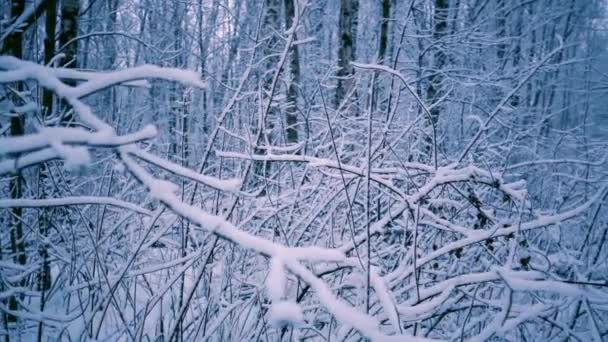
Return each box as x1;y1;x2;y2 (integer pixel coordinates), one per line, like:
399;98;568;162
335;0;359;108
42;0;57;118
262;0;281;117
284;0;300;145
169;1;188;166
426;0;449;127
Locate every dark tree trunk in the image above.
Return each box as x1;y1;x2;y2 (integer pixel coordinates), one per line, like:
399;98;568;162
335;0;359;108
426;0;449;127
378;0;390;64
59;0;79;125
284;0;300;145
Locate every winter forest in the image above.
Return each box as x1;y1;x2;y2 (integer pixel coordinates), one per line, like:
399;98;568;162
1;0;608;340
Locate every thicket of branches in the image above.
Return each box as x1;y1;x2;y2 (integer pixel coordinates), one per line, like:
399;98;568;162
1;0;607;341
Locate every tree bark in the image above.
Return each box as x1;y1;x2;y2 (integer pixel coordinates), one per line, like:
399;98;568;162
378;0;391;64
284;0;300;145
37;0;56;298
59;0;79;125
335;0;359;108
426;0;449;127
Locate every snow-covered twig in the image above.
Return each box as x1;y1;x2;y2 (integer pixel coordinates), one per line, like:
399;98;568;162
0;196;152;216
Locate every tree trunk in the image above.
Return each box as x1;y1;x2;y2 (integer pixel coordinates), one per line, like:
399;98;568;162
335;0;359;108
426;0;449;126
59;0;79;125
378;0;390;64
284;0;300;145
37;0;56;298
422;0;449;162
252;0;282;192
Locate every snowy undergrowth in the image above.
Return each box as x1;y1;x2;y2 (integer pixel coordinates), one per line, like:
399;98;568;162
1;55;607;342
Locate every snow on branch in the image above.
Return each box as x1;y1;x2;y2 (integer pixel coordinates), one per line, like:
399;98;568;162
0;196;152;216
0;52;419;338
1;48;603;341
